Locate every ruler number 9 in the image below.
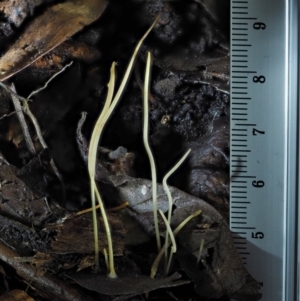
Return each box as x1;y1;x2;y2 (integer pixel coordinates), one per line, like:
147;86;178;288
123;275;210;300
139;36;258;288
252;232;264;239
252;180;264;188
253;22;266;30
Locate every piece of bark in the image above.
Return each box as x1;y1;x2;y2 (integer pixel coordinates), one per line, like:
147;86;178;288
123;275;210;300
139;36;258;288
0;0;107;81
0;242;96;301
0;214;50;255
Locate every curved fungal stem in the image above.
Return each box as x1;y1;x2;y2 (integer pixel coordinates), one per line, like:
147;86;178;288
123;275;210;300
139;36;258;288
150;209;202;278
143;51;161;252
162;149;191;271
88;16;159;277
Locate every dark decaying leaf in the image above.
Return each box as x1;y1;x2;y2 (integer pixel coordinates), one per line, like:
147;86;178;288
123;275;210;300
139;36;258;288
108;174;261;300
0;0;107;81
188;117;229;169
68;271;189;297
186;117;229;218
108;174;221;217
171;205;262;301
0;162;50;225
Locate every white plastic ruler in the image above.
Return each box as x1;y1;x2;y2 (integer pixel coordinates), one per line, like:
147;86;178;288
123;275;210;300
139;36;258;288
230;0;299;300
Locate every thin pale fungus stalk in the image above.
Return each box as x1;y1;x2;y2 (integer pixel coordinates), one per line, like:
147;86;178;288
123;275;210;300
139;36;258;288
103;248;109;271
88;62;115;273
94;185;116;277
197;238;205;265
166;246;175;276
88;17;159;276
143;51;161;252
150;209;202;278
158;210;177;253
162;149;191;271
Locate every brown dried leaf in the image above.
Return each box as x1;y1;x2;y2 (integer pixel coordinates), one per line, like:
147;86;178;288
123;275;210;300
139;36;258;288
0;290;35;301
46;213;126;256
32;40;101;71
0;0;107;81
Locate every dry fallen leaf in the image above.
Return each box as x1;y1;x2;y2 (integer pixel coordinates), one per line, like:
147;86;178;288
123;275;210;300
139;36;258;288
0;289;35;301
0;0;107;81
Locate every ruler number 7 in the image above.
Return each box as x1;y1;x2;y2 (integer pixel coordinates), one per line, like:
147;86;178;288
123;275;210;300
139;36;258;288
252;128;265;135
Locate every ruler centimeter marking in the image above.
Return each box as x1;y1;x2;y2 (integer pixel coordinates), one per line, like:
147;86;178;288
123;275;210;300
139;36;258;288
229;0;297;300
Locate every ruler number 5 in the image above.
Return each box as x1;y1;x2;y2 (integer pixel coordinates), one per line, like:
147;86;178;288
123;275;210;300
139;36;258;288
252;232;264;239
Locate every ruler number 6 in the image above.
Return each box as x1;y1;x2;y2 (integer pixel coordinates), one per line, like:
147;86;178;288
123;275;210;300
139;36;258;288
252;232;264;239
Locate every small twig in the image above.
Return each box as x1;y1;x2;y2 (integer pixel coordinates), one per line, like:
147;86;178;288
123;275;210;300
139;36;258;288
76;112;88;162
27;61;73;100
0;80;66;201
75;202;129;216
0;82;28;103
10;83;36;155
0;110;20;120
21;99;64;190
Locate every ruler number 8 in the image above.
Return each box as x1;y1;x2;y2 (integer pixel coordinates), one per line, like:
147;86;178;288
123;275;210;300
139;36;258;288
253;75;265;83
253;22;266;30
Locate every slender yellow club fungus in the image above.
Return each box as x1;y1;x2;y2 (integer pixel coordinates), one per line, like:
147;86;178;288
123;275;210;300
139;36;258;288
143;51;161;252
162;149;191;271
88;17;159;278
150;209;202;278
